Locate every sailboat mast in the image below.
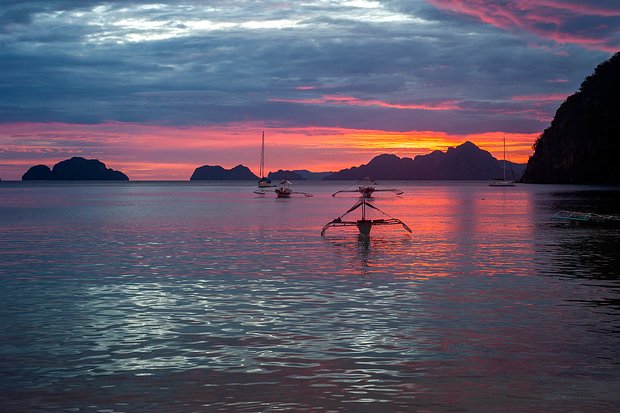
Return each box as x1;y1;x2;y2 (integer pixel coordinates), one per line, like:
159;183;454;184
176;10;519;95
260;131;265;178
502;135;506;181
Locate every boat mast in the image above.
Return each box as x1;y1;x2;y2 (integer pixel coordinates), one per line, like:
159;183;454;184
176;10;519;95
502;135;506;181
260;131;265;178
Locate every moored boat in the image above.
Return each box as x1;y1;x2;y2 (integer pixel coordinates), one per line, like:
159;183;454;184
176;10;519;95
254;179;313;198
332;176;404;198
489;136;516;186
321;197;411;237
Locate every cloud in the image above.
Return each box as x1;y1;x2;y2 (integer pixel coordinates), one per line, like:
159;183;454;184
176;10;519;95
423;0;620;52
510;93;571;102
0;0;614;179
269;95;463;111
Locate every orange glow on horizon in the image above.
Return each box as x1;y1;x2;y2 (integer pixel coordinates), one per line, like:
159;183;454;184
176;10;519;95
0;122;538;180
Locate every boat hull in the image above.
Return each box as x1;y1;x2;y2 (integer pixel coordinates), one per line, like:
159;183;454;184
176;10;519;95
258;178;274;188
357;220;372;237
275;189;292;198
489;180;515;187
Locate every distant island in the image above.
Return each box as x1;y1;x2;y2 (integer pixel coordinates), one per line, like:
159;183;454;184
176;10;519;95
190;165;258;180
268;170;332;180
521;52;620;184
267;169;306;180
325;141;525;180
22;157;129;180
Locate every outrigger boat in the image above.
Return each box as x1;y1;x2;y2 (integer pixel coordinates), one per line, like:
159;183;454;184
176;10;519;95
321;197;411;237
332;177;404;198
255;180;313;198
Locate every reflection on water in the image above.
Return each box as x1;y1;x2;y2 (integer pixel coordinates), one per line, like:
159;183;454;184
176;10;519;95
1;181;619;412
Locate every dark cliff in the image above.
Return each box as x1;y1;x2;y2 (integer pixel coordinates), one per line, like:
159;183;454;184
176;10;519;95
520;53;620;184
22;157;129;180
190;165;258;180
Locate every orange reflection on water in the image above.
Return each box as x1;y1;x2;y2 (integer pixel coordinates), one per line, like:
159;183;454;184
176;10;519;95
324;182;538;279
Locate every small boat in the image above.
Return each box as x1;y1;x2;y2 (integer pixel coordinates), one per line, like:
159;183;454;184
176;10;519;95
258;131;275;188
552;210;620;225
321;197;411;237
255;180;313;198
332;177;404;198
275;180;293;198
489;136;516;187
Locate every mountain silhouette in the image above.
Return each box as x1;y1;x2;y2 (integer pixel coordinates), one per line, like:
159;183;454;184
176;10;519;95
325;141;524;180
267;169;331;180
190;165;258;180
22;157;128;180
521;52;620;184
268;169;306;180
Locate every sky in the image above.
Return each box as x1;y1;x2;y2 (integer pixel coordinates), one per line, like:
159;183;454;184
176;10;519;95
1;0;618;180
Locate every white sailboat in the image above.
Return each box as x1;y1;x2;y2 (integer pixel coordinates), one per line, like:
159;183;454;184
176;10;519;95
489;136;516;187
258;131;275;188
254;179;313;198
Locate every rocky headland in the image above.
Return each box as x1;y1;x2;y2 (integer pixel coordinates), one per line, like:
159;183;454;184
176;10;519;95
520;52;620;184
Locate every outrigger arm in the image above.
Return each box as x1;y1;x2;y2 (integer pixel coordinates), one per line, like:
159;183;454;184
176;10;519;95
254;189;313;197
331;188;403;197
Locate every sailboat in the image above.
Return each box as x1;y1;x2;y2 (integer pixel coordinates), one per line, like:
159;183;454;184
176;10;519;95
254;180;313;198
321;197;411;237
258;131;275;188
489;136;516;187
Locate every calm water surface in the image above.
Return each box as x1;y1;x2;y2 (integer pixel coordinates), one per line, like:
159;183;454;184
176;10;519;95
1;181;619;412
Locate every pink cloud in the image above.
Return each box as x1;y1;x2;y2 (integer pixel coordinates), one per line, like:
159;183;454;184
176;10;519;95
270;94;462;111
510;92;571;102
426;0;620;52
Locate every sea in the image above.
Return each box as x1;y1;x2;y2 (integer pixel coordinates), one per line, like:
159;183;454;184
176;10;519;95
1;180;619;412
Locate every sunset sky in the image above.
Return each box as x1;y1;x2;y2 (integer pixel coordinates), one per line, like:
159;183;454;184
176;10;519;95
1;0;618;180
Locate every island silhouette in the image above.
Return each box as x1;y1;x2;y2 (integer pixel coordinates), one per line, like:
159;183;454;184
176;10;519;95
190;165;258;180
22;157;128;180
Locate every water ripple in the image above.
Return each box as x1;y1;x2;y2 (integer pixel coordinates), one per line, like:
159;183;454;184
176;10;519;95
1;182;620;412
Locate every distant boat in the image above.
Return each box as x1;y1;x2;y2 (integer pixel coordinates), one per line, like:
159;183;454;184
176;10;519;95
552;210;620;225
321;197;411;237
275;180;293;198
332;177;404;198
255;180;313;198
258;131;275;188
490;136;516;187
